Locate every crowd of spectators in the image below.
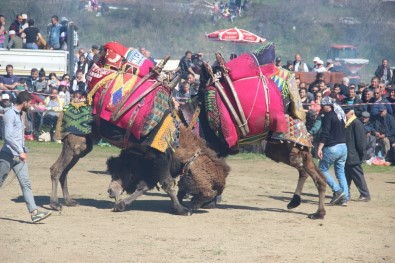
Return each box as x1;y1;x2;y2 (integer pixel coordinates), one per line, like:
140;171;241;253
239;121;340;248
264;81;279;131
213;0;249;23
0;13;78;51
295;56;395;164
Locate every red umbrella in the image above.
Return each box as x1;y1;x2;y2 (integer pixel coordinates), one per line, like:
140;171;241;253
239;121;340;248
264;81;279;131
206;27;265;44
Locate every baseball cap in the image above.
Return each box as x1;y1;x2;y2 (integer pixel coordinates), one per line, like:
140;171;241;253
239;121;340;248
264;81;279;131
313;57;320;62
316;59;324;65
2;94;10;100
378;104;386;112
9;30;16;35
22;14;28;19
321;96;334;106
361;111;370;118
92;44;99;50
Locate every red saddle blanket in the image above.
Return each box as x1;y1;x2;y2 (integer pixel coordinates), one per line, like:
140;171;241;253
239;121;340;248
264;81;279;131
205;75;287;148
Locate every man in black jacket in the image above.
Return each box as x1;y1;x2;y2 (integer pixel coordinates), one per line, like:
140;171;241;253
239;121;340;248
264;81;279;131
344;108;371;201
318;96;349;206
373;105;395;161
375;59;392;85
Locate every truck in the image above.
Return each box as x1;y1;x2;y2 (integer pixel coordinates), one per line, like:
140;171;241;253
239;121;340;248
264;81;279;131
327;44;369;84
0;48;68;77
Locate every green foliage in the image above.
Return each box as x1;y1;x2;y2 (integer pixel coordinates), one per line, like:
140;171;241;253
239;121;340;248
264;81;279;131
0;0;393;82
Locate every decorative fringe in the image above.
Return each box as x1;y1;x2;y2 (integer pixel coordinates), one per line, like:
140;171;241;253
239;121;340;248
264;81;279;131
87;71;117;105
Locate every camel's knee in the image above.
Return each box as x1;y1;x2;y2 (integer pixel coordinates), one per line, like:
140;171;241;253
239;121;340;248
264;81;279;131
289;148;304;169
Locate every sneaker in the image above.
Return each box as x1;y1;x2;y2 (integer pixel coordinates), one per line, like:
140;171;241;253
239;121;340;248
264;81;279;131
330;190;345;205
31;210;52;223
337;198;348;206
357;196;371;202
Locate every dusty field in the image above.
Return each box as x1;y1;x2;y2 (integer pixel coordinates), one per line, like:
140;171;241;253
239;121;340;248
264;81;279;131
0;143;394;263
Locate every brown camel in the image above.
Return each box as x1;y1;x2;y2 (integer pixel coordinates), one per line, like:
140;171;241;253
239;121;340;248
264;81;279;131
106;125;230;212
50;131;191;215
192;61;328;219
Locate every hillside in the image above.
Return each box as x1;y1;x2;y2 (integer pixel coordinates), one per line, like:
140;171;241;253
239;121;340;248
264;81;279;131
1;0;394;81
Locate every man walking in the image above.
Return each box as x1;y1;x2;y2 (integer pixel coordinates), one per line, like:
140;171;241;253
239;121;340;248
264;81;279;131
344;108;371;201
0;91;52;223
317;96;348;206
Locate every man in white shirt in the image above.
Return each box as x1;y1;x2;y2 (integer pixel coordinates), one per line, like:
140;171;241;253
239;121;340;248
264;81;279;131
293;53;309;72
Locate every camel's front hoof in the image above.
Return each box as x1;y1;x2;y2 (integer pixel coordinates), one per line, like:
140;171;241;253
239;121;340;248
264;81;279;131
50;202;63;211
308;212;325;220
174;206;192;216
65;199;80;207
112;201;126;212
287;194;301;209
201;200;217;209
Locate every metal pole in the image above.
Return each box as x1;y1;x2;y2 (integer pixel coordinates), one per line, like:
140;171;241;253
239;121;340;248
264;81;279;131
67;23;75;76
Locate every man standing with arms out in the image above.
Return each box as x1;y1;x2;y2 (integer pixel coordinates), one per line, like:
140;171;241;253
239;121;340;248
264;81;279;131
317;96;348;206
0;91;52;223
344;108;371;202
293;53;309;72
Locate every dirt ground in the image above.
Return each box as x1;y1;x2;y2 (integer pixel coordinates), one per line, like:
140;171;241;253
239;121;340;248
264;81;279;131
0;143;394;263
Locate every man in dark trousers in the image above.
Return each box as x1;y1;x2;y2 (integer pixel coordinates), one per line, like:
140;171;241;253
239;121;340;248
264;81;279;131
344;108;371;201
317;96;348;206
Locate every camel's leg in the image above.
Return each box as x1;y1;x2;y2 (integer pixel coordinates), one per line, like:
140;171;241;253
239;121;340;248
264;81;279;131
60;156;82;207
265;142;326;219
191;191;217;210
301;151;327;219
50;135;92;210
161;176;191;216
287;170;308;210
113;181;149;212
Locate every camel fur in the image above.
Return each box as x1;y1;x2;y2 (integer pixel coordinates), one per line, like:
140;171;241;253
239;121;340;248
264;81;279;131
106;125;230;212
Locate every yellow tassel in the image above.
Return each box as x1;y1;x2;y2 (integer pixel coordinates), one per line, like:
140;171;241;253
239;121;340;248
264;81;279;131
87;71;117;105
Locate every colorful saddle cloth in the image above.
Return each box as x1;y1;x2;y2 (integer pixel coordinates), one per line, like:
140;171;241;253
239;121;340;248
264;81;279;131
271;115;313;148
81;42;176;152
56;102;93;139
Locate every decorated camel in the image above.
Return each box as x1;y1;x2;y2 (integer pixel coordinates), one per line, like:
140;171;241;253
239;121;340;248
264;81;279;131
50;42;202;215
186;43;327;219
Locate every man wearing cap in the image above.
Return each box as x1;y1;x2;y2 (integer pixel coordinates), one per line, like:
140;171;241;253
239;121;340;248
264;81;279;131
283;60;294;71
21;14;29;30
275;57;282;67
47;15;62;50
326;59;335;72
313;59;327;73
317;96;349;206
372;105;395;161
312;57;320;70
6;30;23;50
344;108;371;201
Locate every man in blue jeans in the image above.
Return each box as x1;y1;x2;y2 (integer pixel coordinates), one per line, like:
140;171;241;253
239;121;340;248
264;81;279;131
317;96;348;206
0;91;52;223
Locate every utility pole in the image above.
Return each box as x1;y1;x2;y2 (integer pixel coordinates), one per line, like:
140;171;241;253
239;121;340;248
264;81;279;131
67;22;75;76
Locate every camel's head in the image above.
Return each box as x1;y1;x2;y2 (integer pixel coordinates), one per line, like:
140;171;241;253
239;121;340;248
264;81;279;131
106;154;137;199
